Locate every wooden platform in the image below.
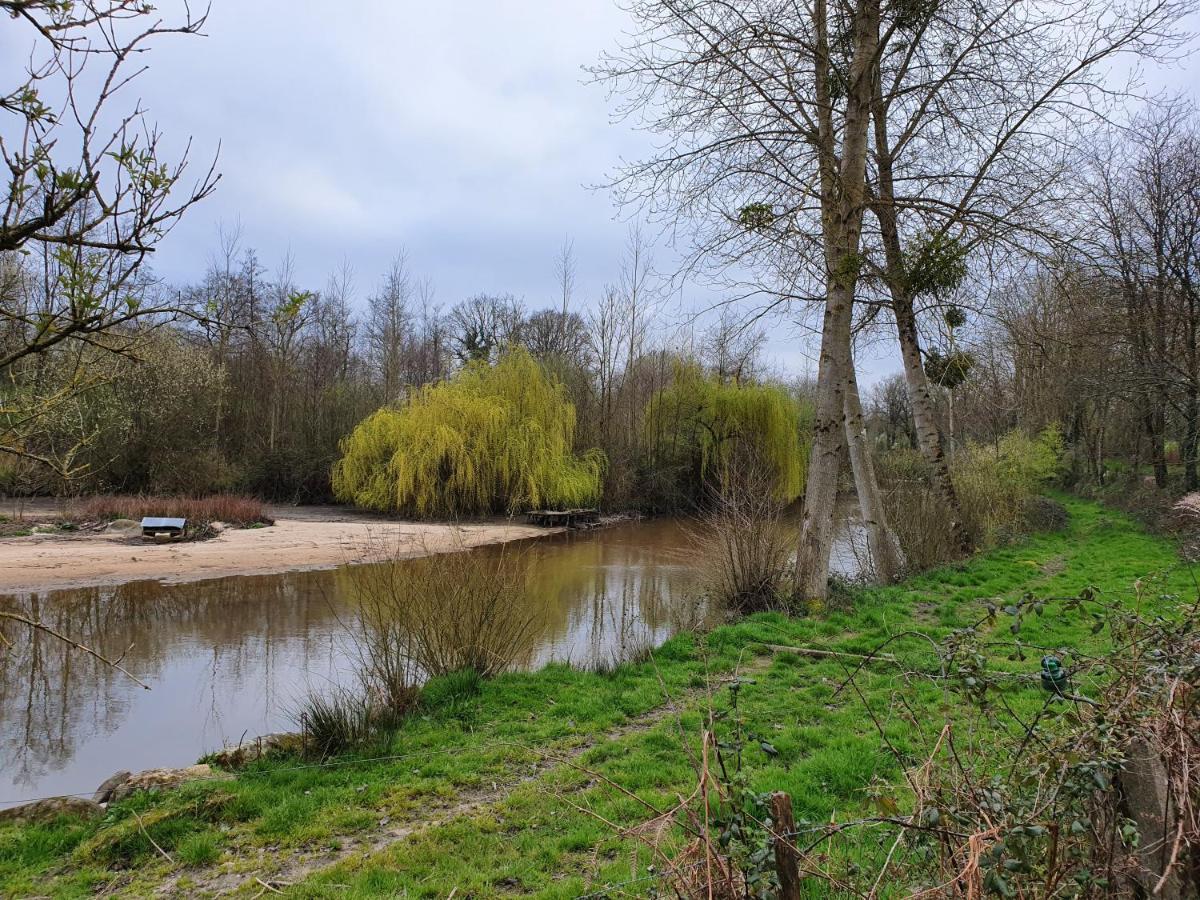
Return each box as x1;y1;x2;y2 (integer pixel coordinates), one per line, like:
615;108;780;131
524;508;600;528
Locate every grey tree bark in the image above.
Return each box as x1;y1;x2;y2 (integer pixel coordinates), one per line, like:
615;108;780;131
844;359;905;581
795;0;881;601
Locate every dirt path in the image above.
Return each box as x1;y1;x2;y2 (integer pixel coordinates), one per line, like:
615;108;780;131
145;662;764;898
0;502;558;594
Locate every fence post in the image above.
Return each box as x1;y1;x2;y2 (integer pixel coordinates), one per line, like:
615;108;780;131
771;791;801;900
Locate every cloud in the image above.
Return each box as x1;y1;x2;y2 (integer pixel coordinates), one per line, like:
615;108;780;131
3;1;1198;386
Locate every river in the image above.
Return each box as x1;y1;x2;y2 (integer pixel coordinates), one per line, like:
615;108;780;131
0;513;868;805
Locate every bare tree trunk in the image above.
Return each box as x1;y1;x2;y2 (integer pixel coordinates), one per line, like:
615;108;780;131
797;290;853;599
844;360;904;581
1148;402;1168;488
795;0;879;602
869;75;974;557
892;295;973;554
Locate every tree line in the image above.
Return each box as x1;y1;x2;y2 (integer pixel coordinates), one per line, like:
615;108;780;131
2;220;808;508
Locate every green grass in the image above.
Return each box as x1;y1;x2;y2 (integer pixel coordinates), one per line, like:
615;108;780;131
0;496;1192;898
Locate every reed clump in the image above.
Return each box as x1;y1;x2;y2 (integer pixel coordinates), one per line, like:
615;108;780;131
72;494;272;527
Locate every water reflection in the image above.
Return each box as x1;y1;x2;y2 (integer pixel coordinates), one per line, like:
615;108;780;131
0;519;705;804
1;513;865;805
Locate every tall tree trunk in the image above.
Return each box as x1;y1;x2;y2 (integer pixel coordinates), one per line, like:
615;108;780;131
797;291;853;599
1183;389;1198;492
844;359;904;581
1184;296;1199;492
869;73;974;556
1148;400;1168;488
795;0;879;601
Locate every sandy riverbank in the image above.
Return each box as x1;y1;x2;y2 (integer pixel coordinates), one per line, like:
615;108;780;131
0;502;558;594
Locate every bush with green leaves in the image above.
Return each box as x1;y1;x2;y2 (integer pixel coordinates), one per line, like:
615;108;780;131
878;426;1067;569
955;425;1065;544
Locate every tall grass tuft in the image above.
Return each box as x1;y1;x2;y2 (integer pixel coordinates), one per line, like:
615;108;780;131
290;686;383;759
419;668;483;714
72;494;272;527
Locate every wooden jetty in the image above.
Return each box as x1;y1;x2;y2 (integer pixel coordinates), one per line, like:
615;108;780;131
524;508;600;529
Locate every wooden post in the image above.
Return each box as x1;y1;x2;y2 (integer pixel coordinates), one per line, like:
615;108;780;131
771;791;801;900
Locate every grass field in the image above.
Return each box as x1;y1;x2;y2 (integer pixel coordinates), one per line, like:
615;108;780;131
1;496;1193;898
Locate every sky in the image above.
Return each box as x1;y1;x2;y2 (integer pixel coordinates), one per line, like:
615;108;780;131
140;2;692;356
4;2;1200;384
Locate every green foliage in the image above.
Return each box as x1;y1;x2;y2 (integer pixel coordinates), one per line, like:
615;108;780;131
923;347;974;389
879;426;1067;567
954;425;1066;544
332;348;605;515
892;0;940;31
943;303;967;329
175;831;222;867
737;203;776;232
642;365;811;508
902;232;968;297
420;669;484;714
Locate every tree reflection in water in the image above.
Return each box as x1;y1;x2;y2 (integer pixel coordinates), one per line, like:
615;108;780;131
0;518;708;804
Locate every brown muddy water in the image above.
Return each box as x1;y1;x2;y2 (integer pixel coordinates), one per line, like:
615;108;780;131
0;514;868;806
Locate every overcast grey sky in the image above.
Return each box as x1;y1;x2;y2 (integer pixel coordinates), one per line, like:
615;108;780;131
5;2;1200;382
141;2;670;340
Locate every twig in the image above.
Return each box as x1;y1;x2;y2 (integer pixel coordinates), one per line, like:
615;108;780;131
765;643;899;663
131;810;173;864
251;877;291;898
0;611;150;690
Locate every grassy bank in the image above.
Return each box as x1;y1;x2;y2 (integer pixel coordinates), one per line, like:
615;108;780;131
0;496;1193;897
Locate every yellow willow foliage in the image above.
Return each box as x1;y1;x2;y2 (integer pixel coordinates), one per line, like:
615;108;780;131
644;365;811;502
332;349;605;516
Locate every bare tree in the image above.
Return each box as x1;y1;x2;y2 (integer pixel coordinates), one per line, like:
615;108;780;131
864;0;1190;548
1091;106;1200;488
553;236;576;347
447;293;525;364
598;0;893;598
600;0;1191;596
701;308;765;384
1;1;218;473
365;253;413;402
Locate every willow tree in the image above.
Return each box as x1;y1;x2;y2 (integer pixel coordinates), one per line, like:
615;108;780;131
332;349;605;516
642;365;810;508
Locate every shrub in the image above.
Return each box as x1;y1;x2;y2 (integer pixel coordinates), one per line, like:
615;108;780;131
332;348;605;516
877;426;1066;570
692;451;793;614
954;425;1064;544
347;537;541;679
876;448;964;572
1022;495;1069;532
